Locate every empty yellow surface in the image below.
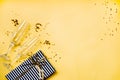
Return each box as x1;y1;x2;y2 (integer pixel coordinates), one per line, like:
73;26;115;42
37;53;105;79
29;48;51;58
0;0;120;80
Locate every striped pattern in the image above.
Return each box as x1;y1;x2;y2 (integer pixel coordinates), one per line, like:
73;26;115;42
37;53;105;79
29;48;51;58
6;50;55;80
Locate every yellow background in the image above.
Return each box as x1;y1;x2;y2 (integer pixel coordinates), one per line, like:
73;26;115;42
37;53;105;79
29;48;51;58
0;0;120;80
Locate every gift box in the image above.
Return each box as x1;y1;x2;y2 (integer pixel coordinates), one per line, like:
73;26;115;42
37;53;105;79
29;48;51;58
6;50;55;80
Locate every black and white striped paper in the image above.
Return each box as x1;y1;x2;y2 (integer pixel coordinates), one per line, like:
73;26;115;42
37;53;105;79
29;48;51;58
6;50;55;80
